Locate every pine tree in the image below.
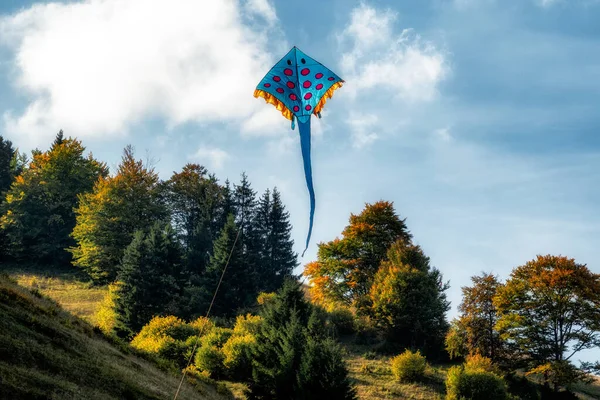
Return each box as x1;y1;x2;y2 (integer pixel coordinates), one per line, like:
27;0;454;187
70;145;166;282
114;222;182;336
248;279;356;399
266;188;297;290
1;132;107;265
204;214;247;317
0;136;18;195
218;179;236;231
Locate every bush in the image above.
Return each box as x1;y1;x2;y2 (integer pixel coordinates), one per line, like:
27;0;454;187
189;316;214;336
256;292;276;306
95;282;122;335
446;366;508;400
465;353;496;373
200;327;233;348
328;306;355;336
390;349;427;382
505;374;540;400
194;345;225;378
232;314;262;336
222;334;256;380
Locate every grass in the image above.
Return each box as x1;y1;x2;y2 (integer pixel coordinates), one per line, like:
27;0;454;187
0;272;228;400
343;343;449;399
3;263;109;325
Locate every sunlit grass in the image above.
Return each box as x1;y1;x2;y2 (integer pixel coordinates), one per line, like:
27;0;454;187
4;264;108;325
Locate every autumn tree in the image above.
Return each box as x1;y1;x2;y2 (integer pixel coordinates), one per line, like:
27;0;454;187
368;240;450;356
1;132;107;264
304;201;412;311
453;272;504;362
70;145;166;282
114;222;183;336
494;254;600;389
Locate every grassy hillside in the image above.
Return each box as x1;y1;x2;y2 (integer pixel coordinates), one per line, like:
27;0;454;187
3;265;600;400
0;272;227;400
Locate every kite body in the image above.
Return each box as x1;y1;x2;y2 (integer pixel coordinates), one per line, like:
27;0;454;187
254;46;343;256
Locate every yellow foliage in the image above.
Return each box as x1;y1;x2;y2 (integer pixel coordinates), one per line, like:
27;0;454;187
130;315;196;354
256;291;276;306
464;353;497;374
232;314;262;336
95;281;122;335
222;334;256;371
390;349;428;382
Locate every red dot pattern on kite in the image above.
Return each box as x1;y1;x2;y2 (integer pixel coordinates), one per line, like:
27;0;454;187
316;83;323;90
289;94;297;101
293;106;300;112
276;88;284;93
264;83;271;88
304;93;312;100
284;68;293;76
287;82;295;89
305;105;312;111
303;81;311;88
301;68;310;76
315;73;323;79
273;76;281;82
328;77;335;81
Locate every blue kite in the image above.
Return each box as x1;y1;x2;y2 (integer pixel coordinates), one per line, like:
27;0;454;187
254;46;344;256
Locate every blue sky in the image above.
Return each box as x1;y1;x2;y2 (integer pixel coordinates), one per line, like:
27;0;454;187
1;0;599;363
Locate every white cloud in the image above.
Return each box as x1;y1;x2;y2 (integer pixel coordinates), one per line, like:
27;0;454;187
338;3;448;102
189;145;229;170
241;107;288;137
0;0;282;147
347;113;378;148
434;127;452;142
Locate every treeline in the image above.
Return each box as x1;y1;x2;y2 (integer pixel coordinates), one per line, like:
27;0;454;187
0;132;298;334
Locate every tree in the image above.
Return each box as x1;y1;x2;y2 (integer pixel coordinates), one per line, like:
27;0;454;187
163;163;222;248
0;136;23;195
304;201;412;311
70;145;166;282
254;188;298;294
494;254;600;390
368;240;450;356
114;222;182;336
248;279;356;399
456;272;504;362
203;214;247;317
1;132;107;264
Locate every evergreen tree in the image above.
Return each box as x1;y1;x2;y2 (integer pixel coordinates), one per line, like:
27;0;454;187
369;240;450;357
248;279;356;399
254;188;298;293
0;136;18;195
0;132;107;265
204;214;248;317
217;179;236;231
70;145;166;282
114;222;182;336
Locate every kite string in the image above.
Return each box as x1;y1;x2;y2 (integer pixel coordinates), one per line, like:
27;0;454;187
173;226;241;400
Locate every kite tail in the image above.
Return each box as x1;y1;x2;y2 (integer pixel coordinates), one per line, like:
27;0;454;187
298;119;315;257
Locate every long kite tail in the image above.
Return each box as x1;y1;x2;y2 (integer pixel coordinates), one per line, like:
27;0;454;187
298;119;315;257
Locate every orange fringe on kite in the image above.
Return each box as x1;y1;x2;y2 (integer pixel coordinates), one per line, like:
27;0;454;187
254;89;293;121
254;80;344;122
314;81;344;116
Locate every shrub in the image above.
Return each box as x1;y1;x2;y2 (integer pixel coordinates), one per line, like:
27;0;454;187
505;374;540;400
446;366;508;400
256;292;276;306
189;316;214;336
232;314;262;336
194;345;225;378
465;353;496;374
390;349;427;382
200;327;233;348
95;282;122;335
222;334;256;380
328;306;355;336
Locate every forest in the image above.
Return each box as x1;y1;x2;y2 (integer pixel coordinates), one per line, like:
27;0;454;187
1;132;600;400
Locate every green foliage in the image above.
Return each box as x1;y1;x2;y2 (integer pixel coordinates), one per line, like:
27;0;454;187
70;145;166;282
304;201;412;310
95;281;123;335
195;344;226;378
1;132;107;265
114;222;183;336
505;374;541;400
232;313;263;336
457;272;504;362
494;255;600;388
390;349;428;383
327;306;356;336
248;279;356;399
445;319;468;360
222;333;256;380
369;241;450;356
446;366;509;400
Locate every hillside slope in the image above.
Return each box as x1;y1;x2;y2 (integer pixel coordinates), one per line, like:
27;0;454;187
0;273;226;400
